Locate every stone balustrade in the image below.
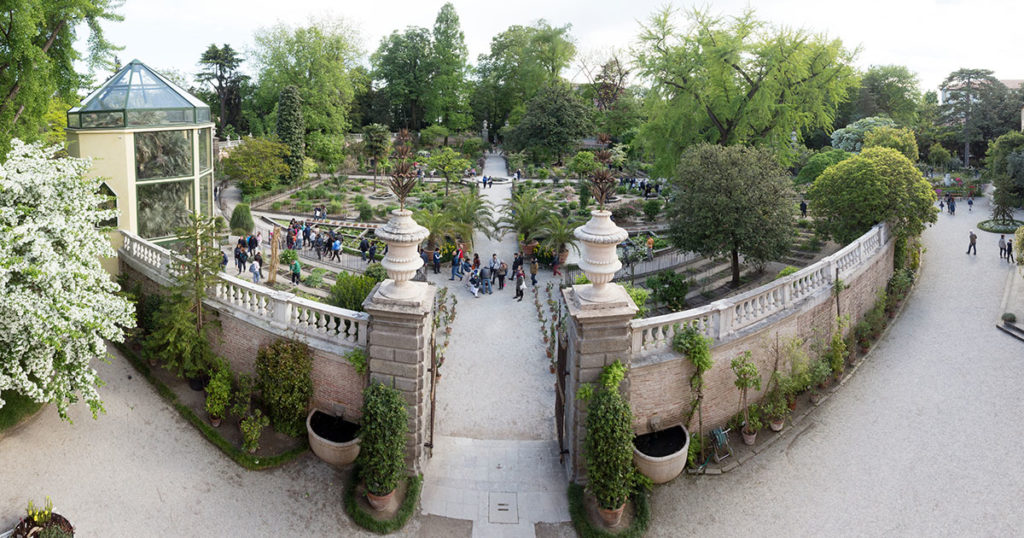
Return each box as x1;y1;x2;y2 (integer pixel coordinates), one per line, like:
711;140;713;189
119;230;368;351
630;223;889;357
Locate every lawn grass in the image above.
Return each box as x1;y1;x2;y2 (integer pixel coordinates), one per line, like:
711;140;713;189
0;391;44;433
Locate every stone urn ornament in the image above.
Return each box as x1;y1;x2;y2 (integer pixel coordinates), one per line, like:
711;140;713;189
376;158;428;300
575;168;628;303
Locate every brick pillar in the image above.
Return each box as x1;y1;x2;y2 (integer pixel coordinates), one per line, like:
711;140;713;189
363;281;435;473
562;283;637;481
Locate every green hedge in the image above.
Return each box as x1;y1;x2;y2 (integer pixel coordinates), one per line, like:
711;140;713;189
114;342;307;470
567;482;650;538
0;391;44;433
977;219;1024;234
343;471;422;534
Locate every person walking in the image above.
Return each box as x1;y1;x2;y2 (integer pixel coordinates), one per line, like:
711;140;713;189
489;254;502;284
433;248;441;274
359;237;369;261
291;258;302;284
646;234;655;261
514;268;526;301
511;252;523;278
450;255;463;281
250;258;261;284
472;253;481;271
313;233;324;261
967;197;974;212
530;257;539;286
999;235;1007;259
480;264;492;294
800;200;807;218
237;247;248;275
367;242;377;264
497;261;508;290
1006;238;1014;262
331;237;342;262
949;198;956;215
253;251;264;279
220;251;228;272
966;230;977;255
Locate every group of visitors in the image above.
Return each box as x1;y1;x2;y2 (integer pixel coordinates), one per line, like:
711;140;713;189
232;234;266;283
479;176;497;188
620;176;662;198
310;205;330;222
939;194;971;215
965;230;1015;262
439;245;541;300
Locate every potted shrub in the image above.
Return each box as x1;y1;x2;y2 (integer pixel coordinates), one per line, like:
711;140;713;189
1002;312;1016;326
240;408;270;454
255;339;313;437
581;361;648;528
807;359;832;405
540;214;580;265
731;351;762;446
307;409;361;467
762;396;788;432
204;363;232;427
357;382;409;511
12;497;74;537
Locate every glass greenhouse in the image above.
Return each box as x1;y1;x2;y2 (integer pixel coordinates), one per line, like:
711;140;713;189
67;60;215;248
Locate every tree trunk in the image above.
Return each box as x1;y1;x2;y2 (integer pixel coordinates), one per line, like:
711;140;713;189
731;247;740;285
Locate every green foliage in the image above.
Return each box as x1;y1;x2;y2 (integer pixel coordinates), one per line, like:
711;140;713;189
831;116;896;152
855;65;922;125
809;146;937;243
985;131;1024;209
255;339;313;437
825;317;849;376
344;471;422;533
356;201;374;221
504;83;594;163
642;199;662;222
365;262;387;282
775;266;799;280
635;8;857;174
672;326;712;388
279;248;298;267
358;382;409;496
428;146;471;196
204;364;232;419
0;391;43;433
329;271;378;311
500;189;554;246
569;151;599;178
249;18;358;140
578;182;591;209
583;361;647;510
622;284;650;318
37;526;71;538
460;137;484;157
730;351;761;434
796;149;850;185
667;143;794;285
240;408;270;453
419;125;449;147
567;483;650;538
647;270;689;311
303;268;327;289
940;69;1022;166
345;349;368;376
926;143;952;169
229;204;255;234
277;85;306;184
864;126;919;162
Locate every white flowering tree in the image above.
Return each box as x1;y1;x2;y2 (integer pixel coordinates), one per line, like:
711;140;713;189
0;140;135;420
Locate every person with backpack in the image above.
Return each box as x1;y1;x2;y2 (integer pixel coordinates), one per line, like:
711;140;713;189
480;264;492;294
237;247;248;275
250;257;262;284
367;242;377;264
291;258;302;284
331;238;342;262
253;251;265;279
514;268;526;302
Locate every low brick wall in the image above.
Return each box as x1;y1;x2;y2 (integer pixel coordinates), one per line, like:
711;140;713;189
628;237;894;433
120;260;365;421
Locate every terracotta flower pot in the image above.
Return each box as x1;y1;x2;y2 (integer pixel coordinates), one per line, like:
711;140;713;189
741;428;757;446
210;416;222;428
366;488;395;511
598;503;625;527
769;419;784;432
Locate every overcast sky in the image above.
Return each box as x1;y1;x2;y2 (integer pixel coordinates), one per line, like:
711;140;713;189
93;0;1024;92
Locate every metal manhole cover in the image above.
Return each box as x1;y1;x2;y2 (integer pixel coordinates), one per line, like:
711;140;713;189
488;492;519;524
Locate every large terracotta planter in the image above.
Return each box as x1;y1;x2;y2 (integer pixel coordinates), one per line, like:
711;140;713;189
366;488;395;511
307;409;360;467
632;424;690;484
597;503;625;527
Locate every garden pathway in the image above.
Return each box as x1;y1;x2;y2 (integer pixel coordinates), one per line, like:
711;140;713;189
418;152;571;536
643;197;1024;535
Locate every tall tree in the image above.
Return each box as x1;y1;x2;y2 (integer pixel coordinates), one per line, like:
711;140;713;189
985;131;1024;221
250;18;359;143
852;65;921;125
0;141;134;419
371;27;434;130
667;144;795;285
940;68;1022;167
634;7;858;175
276;85;305;184
808;147;937;243
195;44;246;135
0;0;122;156
428;146;470;196
427;3;471;139
363;123;391;187
503;83;593;164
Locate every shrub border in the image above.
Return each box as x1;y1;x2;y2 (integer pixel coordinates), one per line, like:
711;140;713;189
114;341;308;470
343;469;422;534
977;219;1024;234
567;482;650;538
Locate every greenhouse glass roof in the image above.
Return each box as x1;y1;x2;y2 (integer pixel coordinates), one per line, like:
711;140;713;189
68;60;211;129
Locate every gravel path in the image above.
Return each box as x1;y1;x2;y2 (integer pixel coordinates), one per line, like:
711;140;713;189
646;198;1024;536
425;152;559;440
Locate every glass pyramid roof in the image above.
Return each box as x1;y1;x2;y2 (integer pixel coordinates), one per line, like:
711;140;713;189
69;60;211;129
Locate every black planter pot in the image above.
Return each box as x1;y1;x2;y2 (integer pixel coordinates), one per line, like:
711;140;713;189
187;375;209;391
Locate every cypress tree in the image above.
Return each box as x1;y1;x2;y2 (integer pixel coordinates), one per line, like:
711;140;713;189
276;85;305;184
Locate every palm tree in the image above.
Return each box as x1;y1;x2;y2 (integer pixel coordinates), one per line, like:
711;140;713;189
414;208;467;251
447;191;494;248
499;189;553;251
540;214;581;263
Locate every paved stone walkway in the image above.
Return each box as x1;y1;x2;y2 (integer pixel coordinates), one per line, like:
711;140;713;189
418;153;570;536
644;198;1024;535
